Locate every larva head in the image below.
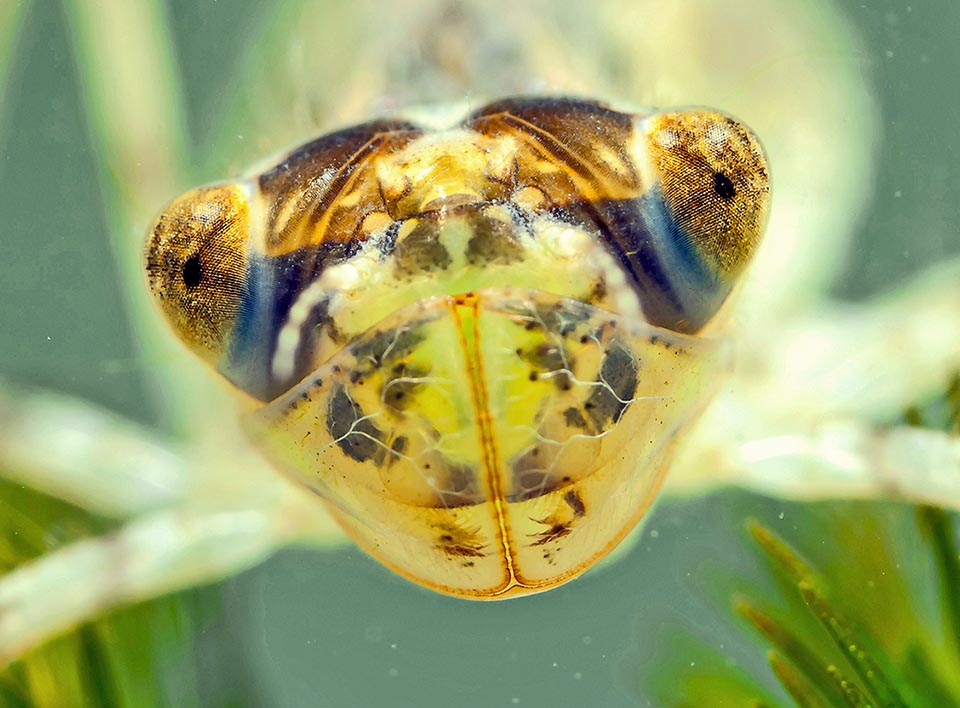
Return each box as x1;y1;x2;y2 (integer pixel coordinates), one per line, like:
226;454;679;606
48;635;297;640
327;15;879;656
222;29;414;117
144;184;251;366
140;98;758;599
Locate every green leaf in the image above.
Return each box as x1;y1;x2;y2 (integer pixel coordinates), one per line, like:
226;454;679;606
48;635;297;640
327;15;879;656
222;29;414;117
796;581;907;708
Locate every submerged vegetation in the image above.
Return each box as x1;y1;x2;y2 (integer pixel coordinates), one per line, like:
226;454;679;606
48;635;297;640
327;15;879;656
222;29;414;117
0;480;206;708
640;387;960;707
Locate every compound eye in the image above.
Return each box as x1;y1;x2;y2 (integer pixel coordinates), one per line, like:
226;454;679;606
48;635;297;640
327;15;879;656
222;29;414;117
643;109;770;283
143;184;251;363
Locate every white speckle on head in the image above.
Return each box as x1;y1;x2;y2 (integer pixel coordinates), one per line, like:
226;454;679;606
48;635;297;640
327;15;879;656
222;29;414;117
310;167;337;194
535;221;592;258
628;116;659;190
272;327;301;382
705;122;729;148
194;199;223;223
599;249;642;319
654;127;679;149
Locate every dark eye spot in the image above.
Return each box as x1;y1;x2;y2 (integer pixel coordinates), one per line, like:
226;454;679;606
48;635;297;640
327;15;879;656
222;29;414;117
713;172;736;200
182;255;203;287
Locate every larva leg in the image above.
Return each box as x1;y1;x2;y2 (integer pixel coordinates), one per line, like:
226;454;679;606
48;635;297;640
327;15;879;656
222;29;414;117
724;423;960;510
0;387;187;518
670;258;960;505
0;490;339;665
748;258;960;424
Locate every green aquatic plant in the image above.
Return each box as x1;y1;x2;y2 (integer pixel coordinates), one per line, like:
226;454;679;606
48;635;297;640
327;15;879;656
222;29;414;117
741;512;960;708
640;389;960;707
637;508;960;707
0;479;211;708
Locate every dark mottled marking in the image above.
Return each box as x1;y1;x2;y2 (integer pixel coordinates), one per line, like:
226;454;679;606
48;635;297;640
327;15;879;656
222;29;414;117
351;326;426;376
434;525;486;558
513;301;592;341
382;437;404;469
532;523;572;546
446;463;473;493
290;295;340;394
377;219;401;257
465;210;524;265
540;301;591;337
383;377;421;413
326;385;385;463
392;218;451;275
587;277;607;303
564;490;586;518
563;406;588;429
439;543;486;558
585;340;638;430
435;462;482;507
517;344;571;392
509;448;563;502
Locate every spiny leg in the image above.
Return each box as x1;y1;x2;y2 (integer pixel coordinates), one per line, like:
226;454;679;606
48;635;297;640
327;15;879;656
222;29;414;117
0;489;340;666
670;258;960;504
742;257;960;424
0;385;187;518
683;422;960;510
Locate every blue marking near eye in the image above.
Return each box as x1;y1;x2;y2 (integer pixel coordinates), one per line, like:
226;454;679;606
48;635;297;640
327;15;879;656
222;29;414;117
223;242;362;400
641;188;715;289
637;186;733;332
223;255;284;401
580;187;733;333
